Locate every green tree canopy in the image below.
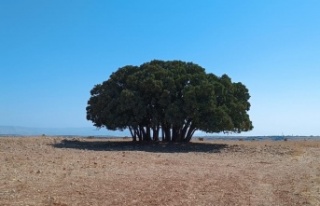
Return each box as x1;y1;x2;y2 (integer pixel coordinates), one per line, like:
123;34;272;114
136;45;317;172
86;60;253;142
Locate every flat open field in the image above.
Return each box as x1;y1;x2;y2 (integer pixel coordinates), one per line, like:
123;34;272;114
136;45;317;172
0;137;319;206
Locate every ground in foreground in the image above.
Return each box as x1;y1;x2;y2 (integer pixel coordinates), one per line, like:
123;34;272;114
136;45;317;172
0;137;319;206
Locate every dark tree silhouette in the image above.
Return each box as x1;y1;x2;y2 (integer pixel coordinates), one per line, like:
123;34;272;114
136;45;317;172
86;60;253;142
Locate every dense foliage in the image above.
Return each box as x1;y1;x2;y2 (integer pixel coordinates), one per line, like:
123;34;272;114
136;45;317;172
86;60;253;142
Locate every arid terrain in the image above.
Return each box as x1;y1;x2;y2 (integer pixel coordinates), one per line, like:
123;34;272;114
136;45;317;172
0;137;319;206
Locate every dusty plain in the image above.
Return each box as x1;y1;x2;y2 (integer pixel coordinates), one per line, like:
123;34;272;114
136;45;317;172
0;137;319;206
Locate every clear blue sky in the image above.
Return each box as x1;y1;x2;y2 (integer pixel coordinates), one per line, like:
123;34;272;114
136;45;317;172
1;0;319;136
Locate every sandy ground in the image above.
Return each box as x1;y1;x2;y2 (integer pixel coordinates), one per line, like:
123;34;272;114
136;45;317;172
0;137;319;206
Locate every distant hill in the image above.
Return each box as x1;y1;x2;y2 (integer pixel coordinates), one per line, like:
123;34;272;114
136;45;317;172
0;126;128;137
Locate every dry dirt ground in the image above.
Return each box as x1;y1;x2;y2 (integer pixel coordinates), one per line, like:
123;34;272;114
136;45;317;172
0;137;319;206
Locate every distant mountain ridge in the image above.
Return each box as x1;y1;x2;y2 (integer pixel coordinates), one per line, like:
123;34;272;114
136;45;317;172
0;125;127;136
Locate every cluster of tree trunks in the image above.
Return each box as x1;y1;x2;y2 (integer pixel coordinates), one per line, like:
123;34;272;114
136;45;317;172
128;122;196;142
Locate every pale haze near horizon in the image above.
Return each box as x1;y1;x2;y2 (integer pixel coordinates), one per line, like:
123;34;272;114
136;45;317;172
0;1;319;136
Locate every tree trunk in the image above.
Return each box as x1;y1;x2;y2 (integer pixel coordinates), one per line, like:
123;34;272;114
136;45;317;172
172;127;177;142
181;119;192;140
184;124;196;142
161;126;165;141
165;127;171;141
129;126;137;141
143;126;151;141
153;125;159;141
139;125;145;141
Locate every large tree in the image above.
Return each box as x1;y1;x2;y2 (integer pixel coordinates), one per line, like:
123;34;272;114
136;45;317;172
86;60;253;142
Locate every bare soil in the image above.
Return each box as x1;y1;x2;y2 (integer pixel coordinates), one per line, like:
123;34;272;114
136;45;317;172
0;137;319;206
